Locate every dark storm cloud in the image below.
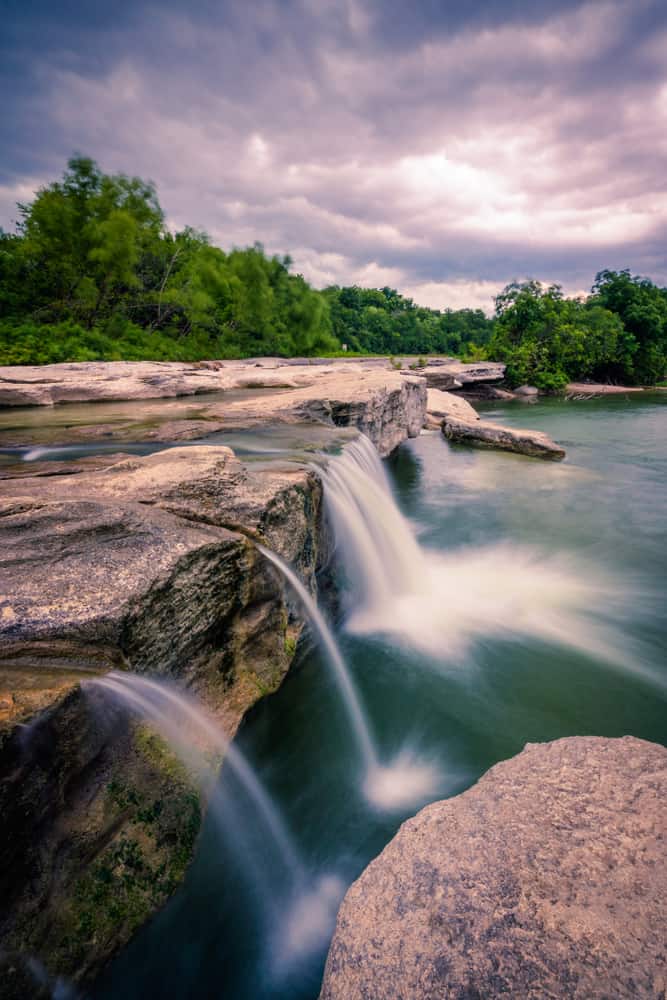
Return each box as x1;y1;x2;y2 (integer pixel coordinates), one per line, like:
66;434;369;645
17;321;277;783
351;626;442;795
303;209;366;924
2;0;667;309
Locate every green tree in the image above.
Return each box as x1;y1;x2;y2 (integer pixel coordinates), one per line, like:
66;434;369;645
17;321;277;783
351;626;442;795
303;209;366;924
489;281;626;391
590;270;667;384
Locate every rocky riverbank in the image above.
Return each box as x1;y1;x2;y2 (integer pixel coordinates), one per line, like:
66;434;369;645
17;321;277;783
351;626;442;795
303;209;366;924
0;362;426;992
321;736;667;1000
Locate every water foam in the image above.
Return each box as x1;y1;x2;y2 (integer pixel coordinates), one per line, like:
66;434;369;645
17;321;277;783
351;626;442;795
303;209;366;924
269;874;346;980
364;750;444;811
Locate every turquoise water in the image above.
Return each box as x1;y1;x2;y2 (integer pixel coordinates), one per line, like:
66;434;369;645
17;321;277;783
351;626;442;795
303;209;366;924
95;395;667;1000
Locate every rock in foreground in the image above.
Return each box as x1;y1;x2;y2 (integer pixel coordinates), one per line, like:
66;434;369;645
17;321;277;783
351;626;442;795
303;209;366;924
321;736;667;1000
443;416;566;459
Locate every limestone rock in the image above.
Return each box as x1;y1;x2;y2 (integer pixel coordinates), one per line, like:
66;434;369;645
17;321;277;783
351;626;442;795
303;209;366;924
425;389;479;428
0;446;327;987
0;361;427;458
216;368;426;457
0;360;227;406
459;384;516;401
443;416;565;460
321;736;667;1000
514;383;539;396
0;365;426;985
421;361;506;390
566;382;646;398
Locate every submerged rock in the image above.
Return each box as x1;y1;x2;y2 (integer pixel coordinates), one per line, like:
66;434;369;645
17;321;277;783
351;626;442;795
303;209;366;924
321;736;667;1000
443;416;566;460
514;383;539;396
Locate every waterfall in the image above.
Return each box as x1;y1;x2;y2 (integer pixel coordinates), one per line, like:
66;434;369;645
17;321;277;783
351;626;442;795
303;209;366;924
320;434;640;679
257;545;378;772
88;671;304;881
320;435;426;608
258;544;441;811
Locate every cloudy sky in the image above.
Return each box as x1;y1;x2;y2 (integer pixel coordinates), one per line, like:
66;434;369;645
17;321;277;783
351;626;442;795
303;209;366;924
2;0;666;311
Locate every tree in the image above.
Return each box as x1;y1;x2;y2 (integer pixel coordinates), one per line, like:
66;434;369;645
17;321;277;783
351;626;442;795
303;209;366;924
590;270;667;384
488;281;626;391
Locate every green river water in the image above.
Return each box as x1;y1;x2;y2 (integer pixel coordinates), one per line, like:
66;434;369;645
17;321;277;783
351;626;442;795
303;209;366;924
92;394;666;1000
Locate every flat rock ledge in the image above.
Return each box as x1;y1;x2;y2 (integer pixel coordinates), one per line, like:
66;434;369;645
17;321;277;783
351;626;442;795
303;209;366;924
425;389;566;459
321;736;667;1000
444;415;566;460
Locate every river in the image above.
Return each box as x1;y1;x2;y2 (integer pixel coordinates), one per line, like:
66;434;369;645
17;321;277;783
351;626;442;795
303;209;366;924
94;393;667;1000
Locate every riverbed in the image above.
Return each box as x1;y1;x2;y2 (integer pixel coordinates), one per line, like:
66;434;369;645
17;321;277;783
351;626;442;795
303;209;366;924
93;394;667;1000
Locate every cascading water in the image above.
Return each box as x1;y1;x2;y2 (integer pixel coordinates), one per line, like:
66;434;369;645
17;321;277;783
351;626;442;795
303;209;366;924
89;671;303;880
258;545;441;810
257;546;377;772
87;672;344;974
320;434;641;676
320;436;426;606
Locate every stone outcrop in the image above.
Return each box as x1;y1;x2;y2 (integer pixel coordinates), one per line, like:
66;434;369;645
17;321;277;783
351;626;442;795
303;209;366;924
0;448;324;989
0;368;427;990
0;361;426;459
419;361;506;391
425;389;566;459
566;382;646;398
425;388;479;428
0;360;230;407
443;416;566;460
321;736;667;1000
217;367;426;457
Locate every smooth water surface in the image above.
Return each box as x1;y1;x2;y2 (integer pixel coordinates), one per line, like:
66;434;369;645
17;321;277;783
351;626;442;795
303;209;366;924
95;395;667;1000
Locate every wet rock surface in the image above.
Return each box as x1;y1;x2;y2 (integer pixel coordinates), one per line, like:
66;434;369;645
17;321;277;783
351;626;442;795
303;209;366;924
321;736;667;1000
0;360;426;459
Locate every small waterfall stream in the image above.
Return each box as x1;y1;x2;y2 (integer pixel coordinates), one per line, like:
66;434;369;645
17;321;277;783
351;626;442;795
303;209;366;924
90;672;304;881
320;435;425;606
258;546;377;773
258;541;440;811
319;434;638;675
88;672;344;976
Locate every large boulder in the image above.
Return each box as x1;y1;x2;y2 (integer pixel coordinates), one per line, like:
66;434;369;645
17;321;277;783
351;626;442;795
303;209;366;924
321;736;667;1000
443;416;566;460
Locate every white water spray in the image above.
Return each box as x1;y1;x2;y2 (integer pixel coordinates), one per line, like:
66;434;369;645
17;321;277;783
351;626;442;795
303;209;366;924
258;545;441;810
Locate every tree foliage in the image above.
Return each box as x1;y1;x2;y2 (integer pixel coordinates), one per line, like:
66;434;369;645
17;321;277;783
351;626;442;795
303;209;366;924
2;157;666;385
322;285;493;356
488;275;667;390
0;157;337;363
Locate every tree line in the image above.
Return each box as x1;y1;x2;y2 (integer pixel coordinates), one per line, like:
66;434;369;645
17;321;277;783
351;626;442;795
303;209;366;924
1;156;665;387
489;275;667;390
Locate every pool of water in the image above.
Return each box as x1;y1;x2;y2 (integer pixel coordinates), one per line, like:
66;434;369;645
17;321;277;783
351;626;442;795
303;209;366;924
93;394;667;1000
0;422;358;469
